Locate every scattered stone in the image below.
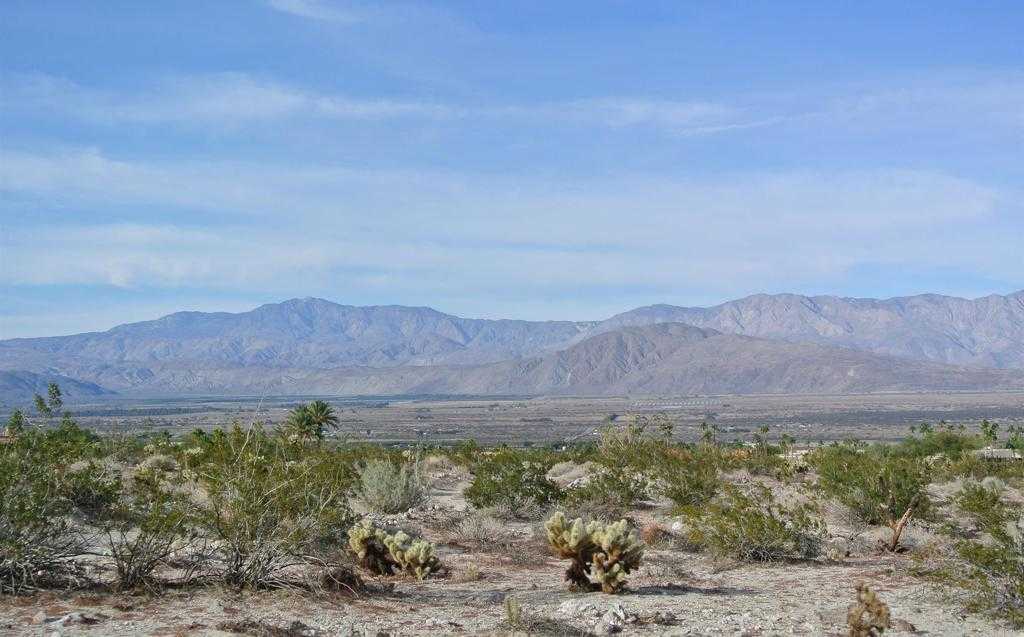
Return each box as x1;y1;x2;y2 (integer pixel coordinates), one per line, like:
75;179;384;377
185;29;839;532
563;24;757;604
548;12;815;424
50;611;107;626
892;618;919;632
217;618;330;637
557;599;600;618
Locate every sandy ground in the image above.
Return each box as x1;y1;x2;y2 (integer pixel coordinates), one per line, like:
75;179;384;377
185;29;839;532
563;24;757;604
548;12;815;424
0;548;1015;636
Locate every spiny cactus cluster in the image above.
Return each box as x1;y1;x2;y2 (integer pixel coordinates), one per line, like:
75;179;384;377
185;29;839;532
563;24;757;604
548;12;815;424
346;520;442;580
544;511;644;593
847;582;891;636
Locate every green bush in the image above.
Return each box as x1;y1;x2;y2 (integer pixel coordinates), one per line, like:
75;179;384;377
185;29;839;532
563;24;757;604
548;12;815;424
191;426;354;589
0;436;86;592
564;465;651;517
655;449;721;509
354;458;428;514
932;479;1024;627
955;479;1008;532
810;444;931;551
101;467;194;591
463;448;562;515
683;483;825;561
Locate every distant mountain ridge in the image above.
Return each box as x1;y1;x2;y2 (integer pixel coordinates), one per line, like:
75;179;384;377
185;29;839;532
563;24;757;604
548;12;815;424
590;290;1024;369
1;290;1022;400
1;298;593;368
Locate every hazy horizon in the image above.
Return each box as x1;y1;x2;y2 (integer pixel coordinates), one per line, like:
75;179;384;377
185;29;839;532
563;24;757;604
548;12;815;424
2;1;1023;338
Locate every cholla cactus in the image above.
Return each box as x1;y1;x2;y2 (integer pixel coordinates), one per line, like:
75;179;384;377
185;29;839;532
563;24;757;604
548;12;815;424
383;530;441;580
544;512;643;593
847;582;891;636
346;520;441;580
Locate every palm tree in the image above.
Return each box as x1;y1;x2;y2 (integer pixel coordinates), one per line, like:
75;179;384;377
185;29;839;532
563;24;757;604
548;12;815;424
305;400;339;438
285;400;338;440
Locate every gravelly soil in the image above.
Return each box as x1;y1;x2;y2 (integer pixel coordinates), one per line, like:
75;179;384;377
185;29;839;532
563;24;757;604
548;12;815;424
1;537;1016;636
1;465;1019;636
0;550;1015;636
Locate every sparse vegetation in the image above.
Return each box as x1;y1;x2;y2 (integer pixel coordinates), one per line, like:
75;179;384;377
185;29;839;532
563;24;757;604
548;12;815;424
463;448;562;516
682;483;825;561
0;385;1020;633
928;477;1024;627
809;443;931;551
354;457;428;514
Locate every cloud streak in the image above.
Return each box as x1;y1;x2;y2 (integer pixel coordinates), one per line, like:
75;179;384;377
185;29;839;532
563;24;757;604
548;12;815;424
6;71;1023;141
2;148;1018;310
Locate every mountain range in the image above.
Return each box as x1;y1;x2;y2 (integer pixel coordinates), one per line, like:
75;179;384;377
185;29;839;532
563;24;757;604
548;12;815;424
1;290;1022;402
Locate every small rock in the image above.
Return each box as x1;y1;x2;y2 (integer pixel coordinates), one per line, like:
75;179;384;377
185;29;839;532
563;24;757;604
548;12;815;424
51;612;106;626
892;618;918;633
557;599;599;618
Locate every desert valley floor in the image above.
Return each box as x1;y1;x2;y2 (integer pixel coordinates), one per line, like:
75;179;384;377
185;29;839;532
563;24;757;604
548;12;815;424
44;390;1024;446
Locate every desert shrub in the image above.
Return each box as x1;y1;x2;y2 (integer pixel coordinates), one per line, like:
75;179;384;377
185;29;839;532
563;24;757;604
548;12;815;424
101;468;194;591
898;426;983;460
192;426;354;589
683;483;825;561
544;511;644;593
955;479;1008;532
847;582;891;636
656;450;721;509
563;465;651;516
64;460;122;520
444;510;514;548
733;426;793;478
0;440;85;592
346;520;442;580
354;458;428;514
810;444;931;550
445;439;483;467
926;478;1023;626
463;448;562;515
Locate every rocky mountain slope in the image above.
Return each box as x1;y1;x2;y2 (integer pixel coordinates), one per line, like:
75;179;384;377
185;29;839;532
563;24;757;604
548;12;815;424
0;370;115;405
1;291;1021;399
590;290;1024;369
0;298;592;370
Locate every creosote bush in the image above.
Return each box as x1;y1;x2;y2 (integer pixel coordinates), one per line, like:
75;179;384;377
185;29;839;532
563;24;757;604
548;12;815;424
929;479;1024;627
354;458;428;514
544;511;644;593
192;426;354;589
346;520;441;580
100;464;195;591
0;421;105;593
809;444;930;551
683;483;825;562
464;448;562;516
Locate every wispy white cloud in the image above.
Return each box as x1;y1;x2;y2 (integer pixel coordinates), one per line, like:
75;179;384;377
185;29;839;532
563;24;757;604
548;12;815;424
2;148;1018;307
1;73;456;125
265;0;364;24
0;73;760;136
6;70;1023;140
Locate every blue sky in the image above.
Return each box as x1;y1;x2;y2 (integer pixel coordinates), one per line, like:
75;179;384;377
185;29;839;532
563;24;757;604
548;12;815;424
1;1;1022;337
